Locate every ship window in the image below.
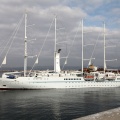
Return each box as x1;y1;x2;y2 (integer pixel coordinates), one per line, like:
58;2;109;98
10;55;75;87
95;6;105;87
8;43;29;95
76;74;82;77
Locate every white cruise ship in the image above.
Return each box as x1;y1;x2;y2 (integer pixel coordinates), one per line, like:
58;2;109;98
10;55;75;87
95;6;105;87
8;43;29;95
1;70;120;90
0;13;120;90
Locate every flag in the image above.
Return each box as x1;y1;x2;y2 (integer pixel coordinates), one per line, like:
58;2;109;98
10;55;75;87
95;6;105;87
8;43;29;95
88;59;91;66
2;56;6;65
35;58;38;64
65;59;67;64
104;62;107;69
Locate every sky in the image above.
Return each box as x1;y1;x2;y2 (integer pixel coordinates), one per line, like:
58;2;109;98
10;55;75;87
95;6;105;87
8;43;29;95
0;0;120;70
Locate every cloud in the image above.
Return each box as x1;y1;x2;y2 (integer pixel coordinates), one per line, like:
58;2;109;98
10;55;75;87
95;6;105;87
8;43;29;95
0;0;119;68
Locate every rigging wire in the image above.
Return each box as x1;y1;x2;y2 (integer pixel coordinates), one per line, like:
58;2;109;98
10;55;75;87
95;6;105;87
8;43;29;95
62;21;81;70
0;14;24;68
0;40;7;56
87;31;102;67
0;15;24;58
28;18;54;74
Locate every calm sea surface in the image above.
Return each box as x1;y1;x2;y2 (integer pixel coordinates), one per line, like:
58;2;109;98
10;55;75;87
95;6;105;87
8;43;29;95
0;88;120;120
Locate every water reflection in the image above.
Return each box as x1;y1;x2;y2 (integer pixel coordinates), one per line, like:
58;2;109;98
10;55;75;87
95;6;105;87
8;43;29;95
0;88;120;120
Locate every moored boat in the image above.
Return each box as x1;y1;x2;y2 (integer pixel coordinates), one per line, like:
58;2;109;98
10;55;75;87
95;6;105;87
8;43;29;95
0;13;120;90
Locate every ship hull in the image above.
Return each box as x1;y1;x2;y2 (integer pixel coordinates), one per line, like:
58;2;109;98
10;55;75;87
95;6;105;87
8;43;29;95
0;77;120;90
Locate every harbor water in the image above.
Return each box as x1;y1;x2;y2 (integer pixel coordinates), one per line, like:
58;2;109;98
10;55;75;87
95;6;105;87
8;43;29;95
0;88;120;120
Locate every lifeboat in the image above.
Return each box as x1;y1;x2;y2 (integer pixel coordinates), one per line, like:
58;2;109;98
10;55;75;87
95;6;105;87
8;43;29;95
84;73;94;81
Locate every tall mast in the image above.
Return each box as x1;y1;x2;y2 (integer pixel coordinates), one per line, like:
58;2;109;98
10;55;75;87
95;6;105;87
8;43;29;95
24;11;27;76
54;16;57;72
81;19;83;73
103;22;106;74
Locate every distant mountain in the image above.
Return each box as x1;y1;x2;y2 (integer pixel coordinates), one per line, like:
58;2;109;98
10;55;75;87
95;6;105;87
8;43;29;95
0;65;81;71
0;65;120;72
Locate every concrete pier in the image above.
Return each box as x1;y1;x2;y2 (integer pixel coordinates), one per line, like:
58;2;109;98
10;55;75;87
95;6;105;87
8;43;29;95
74;107;120;120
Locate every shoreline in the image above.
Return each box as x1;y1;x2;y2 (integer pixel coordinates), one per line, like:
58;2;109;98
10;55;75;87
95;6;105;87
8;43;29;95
74;107;120;120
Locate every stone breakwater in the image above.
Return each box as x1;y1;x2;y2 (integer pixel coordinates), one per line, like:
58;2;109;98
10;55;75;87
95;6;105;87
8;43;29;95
74;107;120;120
